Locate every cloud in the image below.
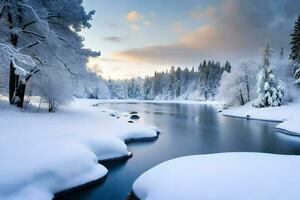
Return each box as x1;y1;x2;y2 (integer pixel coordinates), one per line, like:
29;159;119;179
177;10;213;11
102;36;124;43
115;0;300;66
190;6;216;19
144;21;151;26
170;21;184;33
130;24;141;31
114;24;230;65
126;11;143;21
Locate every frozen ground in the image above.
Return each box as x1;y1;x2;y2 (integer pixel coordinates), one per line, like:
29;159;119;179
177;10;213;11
133;153;300;200
221;99;300;135
0;98;158;200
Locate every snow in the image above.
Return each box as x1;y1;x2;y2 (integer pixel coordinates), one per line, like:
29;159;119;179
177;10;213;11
221;99;300;135
133;152;300;200
0;98;158;200
276;119;300;136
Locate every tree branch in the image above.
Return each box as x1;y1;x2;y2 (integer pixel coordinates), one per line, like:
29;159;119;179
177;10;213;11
22;20;36;30
21;30;47;40
48;47;78;77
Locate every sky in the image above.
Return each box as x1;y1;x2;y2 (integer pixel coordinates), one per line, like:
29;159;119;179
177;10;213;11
81;0;300;79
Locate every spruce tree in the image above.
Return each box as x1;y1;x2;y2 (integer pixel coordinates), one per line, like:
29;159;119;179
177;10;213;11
168;66;177;99
255;41;284;107
224;60;231;73
290;14;300;84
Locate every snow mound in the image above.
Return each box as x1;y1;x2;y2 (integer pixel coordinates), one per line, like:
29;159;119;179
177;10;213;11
133;153;300;200
0;98;158;200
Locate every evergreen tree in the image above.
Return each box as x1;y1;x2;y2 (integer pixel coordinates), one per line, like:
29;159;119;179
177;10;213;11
290;14;300;84
224;60;231;73
168;66;177;99
255;41;284;107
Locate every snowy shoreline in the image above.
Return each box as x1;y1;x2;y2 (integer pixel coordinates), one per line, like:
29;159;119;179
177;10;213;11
221;100;300;136
0;98;159;200
131;153;300;200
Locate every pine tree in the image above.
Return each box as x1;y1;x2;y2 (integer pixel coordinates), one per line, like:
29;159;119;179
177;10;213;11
255;41;284;107
224;60;231;73
168;66;176;99
290;14;300;84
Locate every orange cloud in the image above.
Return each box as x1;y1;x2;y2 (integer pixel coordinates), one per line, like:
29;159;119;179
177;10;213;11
113;24;233;65
182;25;220;48
126;11;143;21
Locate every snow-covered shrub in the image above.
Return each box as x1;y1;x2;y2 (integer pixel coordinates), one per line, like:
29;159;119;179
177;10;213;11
217;60;258;106
254;41;284;107
30;67;73;112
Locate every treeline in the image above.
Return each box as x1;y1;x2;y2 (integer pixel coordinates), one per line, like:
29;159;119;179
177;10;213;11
108;61;231;100
108;14;300;107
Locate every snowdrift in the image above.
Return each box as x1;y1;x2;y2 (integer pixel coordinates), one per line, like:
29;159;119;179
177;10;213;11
0;98;158;200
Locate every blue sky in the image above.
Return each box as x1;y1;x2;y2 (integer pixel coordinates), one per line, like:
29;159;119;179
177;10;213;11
81;0;300;79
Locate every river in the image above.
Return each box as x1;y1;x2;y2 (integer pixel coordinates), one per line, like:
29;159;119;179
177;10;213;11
55;102;300;200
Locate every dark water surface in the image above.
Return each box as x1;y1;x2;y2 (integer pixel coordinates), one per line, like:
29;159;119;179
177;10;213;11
56;103;300;200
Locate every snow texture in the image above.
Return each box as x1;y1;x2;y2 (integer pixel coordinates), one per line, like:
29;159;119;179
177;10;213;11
0;98;158;200
133;153;300;200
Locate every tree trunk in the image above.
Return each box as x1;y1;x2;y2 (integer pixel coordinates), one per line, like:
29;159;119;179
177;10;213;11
17;83;26;108
7;1;27;108
239;90;245;105
9;62;15;104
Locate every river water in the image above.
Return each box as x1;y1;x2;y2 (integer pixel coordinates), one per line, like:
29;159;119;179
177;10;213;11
56;102;300;200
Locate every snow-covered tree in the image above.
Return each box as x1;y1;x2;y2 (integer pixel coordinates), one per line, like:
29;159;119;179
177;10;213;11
217;61;258;105
223;60;231;73
255;41;284;107
168;66;176;99
0;0;100;111
290;14;300;85
198;60;225;100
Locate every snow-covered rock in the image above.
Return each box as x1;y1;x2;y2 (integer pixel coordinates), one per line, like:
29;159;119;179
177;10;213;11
133;153;300;200
0;98;158;200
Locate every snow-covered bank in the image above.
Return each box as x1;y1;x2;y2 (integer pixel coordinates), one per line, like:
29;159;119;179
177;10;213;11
0;98;158;200
132;153;300;200
221;100;300;135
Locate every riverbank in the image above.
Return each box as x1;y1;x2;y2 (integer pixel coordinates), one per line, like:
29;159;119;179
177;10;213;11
0;98;158;200
131;153;300;200
221;99;300;136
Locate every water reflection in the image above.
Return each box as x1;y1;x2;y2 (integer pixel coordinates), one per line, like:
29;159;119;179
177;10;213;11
56;103;300;200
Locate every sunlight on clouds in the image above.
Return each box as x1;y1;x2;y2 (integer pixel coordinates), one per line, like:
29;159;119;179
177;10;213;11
113;24;222;65
182;25;220;48
126;11;143;21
